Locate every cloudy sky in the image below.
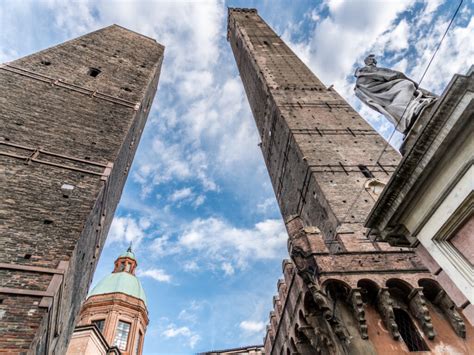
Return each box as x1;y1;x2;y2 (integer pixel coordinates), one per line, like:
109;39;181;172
1;0;472;353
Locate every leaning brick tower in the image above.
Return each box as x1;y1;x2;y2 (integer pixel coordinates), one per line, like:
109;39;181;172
228;8;472;354
0;26;163;354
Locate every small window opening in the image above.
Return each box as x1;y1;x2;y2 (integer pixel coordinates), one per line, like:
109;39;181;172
41;60;51;66
92;319;105;333
43;219;53;225
394;309;429;352
358;164;375;178
114;320;131;350
88;67;101;77
263;40;270;46
24;253;32;259
121;87;132;92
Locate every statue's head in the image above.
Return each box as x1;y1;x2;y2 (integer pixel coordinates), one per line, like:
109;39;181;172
364;54;377;66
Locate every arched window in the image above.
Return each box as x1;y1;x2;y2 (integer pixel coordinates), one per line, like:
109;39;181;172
357;279;379;304
394;309;429;352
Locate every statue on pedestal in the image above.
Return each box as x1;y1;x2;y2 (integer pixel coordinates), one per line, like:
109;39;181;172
354;54;437;134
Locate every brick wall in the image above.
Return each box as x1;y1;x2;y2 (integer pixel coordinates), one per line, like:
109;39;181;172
228;8;472;354
0;25;163;354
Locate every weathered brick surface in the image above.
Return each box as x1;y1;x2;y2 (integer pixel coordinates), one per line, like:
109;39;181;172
228;8;472;354
0;25;163;354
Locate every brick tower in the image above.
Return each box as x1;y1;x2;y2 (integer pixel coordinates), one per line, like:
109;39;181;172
228;9;472;354
0;26;163;354
67;248;149;355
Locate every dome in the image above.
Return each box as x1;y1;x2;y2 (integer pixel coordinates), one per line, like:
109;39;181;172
119;250;136;260
88;271;147;306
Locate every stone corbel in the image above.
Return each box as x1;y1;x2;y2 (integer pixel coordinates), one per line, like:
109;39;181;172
433;290;466;338
376;288;400;340
381;223;415;247
298;324;333;354
408;288;436;339
348;289;368;339
286;216;349;344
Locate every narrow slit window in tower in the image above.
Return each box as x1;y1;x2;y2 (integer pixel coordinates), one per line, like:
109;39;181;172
88;67;101;77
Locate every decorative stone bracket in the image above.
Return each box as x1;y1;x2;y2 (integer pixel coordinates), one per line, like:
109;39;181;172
348;289;369;339
298;324;333;354
433;290;466;338
376;288;400;340
286;215;349;344
408;288;436;340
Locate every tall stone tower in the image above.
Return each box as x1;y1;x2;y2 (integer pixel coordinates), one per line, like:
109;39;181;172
67;248;149;355
228;8;472;354
0;26;163;354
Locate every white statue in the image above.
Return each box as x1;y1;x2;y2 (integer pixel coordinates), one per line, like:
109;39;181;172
354;54;437;134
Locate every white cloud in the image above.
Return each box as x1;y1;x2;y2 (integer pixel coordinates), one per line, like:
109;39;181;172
257;197;278;215
162;325;200;349
410;16;474;94
107;216;147;246
239;320;266;333
303;0;414;86
44;0;98;36
137;268;172;283
167;187;207;209
178;301;203;324
221;262;235;276
193;195;206;207
183;261;199;272
148;217;287;273
384;19;410;52
169;187;194;202
177;218;287;269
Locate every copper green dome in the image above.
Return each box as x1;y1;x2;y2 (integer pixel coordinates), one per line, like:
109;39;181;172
119;249;136;260
88;272;147;306
88;247;147;306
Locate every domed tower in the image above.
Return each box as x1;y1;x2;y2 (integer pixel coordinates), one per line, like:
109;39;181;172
67;247;149;355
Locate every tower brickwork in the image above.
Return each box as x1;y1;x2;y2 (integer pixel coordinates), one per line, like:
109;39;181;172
0;26;163;354
228;9;472;354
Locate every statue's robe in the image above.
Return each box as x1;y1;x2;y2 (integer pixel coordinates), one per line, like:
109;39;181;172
354;65;436;134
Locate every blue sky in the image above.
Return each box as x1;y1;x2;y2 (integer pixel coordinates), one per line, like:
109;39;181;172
1;0;472;354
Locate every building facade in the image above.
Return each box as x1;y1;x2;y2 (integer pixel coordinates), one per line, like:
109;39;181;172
366;67;473;324
200;345;264;355
67;248;149;355
0;26;163;354
228;8;472;354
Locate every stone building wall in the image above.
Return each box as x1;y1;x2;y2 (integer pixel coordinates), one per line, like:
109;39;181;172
228;8;472;354
0;25;163;354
